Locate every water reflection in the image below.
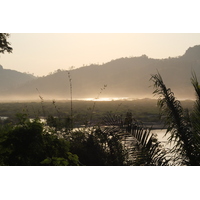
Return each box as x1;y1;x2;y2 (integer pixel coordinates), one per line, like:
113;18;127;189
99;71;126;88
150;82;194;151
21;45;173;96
0;116;8;121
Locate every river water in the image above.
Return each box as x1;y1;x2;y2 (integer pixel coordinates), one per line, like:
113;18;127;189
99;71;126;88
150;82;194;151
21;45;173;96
152;129;172;148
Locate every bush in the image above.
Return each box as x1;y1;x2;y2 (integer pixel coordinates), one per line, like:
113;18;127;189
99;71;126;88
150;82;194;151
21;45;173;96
0;114;79;166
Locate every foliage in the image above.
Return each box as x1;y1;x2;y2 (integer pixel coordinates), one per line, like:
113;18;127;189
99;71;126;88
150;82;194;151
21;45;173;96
67;70;73;127
151;72;200;165
0;110;129;166
1;71;200;165
0;33;13;54
103;112;169;166
44;103;128;166
0;99;163;125
46;115;72;132
0;101;170;166
63;126;127;166
0;114;79;166
125;120;169;166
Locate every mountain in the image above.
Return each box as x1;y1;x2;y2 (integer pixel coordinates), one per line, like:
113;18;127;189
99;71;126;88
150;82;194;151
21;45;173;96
1;45;200;101
0;65;36;94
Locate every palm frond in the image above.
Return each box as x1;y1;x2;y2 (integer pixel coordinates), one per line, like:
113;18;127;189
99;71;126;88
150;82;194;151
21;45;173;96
191;72;200;132
127;120;169;166
102;112;123;127
102;112;169;166
151;72;200;165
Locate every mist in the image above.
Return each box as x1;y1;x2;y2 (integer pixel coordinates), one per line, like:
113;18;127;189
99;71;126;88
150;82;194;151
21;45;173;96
1;45;200;102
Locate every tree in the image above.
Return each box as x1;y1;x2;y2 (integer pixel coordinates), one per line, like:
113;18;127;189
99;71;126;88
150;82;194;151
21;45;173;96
0;33;13;54
65;127;127;166
0;114;79;166
102;112;169;166
151;72;200;165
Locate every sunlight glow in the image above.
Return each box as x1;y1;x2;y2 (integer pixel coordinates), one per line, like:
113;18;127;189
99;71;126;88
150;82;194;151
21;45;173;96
82;97;129;101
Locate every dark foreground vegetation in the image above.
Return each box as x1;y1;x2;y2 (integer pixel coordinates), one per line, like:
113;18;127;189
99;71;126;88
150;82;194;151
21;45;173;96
0;72;200;166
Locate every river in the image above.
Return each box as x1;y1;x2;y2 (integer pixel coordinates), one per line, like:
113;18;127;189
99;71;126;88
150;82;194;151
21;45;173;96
152;129;172;148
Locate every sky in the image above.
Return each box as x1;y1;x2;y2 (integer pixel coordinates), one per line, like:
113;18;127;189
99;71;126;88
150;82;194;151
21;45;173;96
1;1;200;77
1;33;200;76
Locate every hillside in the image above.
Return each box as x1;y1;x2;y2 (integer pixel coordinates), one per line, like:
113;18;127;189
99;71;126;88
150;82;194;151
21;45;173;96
0;65;36;94
1;45;200;101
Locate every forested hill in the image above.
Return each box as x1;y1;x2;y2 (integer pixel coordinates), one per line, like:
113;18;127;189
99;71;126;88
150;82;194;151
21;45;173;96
0;65;36;93
1;45;200;101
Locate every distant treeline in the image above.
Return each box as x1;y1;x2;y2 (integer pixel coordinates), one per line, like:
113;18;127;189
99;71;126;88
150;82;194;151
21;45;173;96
0;99;194;127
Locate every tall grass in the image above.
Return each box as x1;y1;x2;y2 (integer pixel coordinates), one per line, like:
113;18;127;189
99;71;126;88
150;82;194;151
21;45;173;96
36;88;46;117
67;70;73;129
89;84;107;124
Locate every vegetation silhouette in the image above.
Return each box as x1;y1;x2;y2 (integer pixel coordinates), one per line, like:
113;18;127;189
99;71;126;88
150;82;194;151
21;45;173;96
1;70;200;166
0;33;12;54
0;114;79;166
1;71;200;165
151;72;200;165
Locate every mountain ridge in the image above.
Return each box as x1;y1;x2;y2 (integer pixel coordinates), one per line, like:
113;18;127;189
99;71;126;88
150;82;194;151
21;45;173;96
0;65;36;93
1;45;200;101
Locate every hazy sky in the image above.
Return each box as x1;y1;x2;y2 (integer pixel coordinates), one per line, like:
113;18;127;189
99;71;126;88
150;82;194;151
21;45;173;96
1;33;200;76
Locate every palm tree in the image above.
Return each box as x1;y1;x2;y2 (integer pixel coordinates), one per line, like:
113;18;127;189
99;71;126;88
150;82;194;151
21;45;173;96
150;72;200;165
125;119;169;166
102;112;170;166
